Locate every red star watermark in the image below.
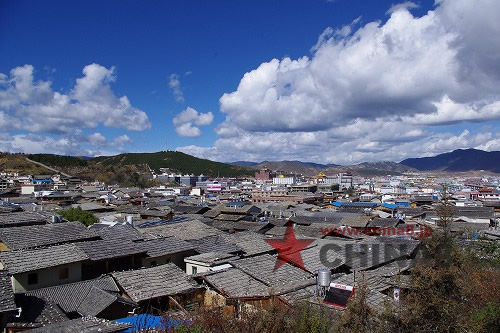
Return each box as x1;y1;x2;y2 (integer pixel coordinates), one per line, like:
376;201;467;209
265;223;314;271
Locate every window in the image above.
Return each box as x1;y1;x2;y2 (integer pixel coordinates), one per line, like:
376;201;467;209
192;266;197;274
150;261;157;267
28;273;38;285
59;267;69;280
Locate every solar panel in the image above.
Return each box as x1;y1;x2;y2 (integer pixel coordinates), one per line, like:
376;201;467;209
324;283;354;308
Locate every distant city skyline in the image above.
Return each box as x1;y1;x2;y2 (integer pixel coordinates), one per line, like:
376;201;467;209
1;0;499;164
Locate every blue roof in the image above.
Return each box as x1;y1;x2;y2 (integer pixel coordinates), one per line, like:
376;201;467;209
226;201;247;207
115;314;188;332
331;201;377;208
380;203;397;209
32;179;52;184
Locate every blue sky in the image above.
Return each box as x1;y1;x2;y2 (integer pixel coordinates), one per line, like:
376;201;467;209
1;0;499;164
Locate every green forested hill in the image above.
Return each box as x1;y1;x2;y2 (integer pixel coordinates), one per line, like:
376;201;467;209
92;151;254;177
28;154;88;167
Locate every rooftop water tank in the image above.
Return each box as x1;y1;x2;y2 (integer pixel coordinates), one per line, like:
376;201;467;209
317;268;331;287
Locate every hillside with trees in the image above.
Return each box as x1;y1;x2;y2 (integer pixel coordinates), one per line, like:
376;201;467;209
91;151;255;177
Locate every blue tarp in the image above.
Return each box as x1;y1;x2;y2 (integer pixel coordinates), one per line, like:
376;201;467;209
115;314;188;332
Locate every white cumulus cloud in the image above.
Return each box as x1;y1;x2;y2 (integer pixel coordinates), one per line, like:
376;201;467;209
173;107;213;137
0;63;151;134
177;0;500;163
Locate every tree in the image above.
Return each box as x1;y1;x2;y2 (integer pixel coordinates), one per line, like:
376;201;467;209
57;206;99;226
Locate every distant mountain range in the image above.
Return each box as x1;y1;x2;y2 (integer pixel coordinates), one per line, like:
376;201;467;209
2;148;497;184
400;148;500;173
231;149;500;175
231;160;415;176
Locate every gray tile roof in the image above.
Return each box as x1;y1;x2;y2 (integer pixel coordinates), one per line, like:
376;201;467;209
0;211;47;227
25;276;121;315
367;218;402;228
138;236;196;258
94;223;144;242
171;205;209;215
76;287;118;317
72;203;114;212
28;316;133;333
279;284;317;305
297;240;346;273
187;235;242;254
231;254;314;289
202;268;270;298
203;209;221;218
214;214;245;222
336;238;419;271
0;221;97;250
76;238;147;261
8;294;68;329
0;243;88;274
0;270;16;312
226;221;271;233
111;263;201;302
185;252;239;265
141;219;224;240
289;215;342;226
220;231;276;256
340;216;371;228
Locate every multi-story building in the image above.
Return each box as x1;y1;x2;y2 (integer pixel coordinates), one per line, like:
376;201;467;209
337;172;353;189
255;169;276;182
272;175;296;185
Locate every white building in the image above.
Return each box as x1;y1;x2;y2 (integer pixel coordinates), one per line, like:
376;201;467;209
273;176;296;185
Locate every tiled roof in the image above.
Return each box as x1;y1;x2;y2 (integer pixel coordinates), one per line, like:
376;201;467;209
185;252;238;265
28;316;133;333
76;287;119;317
214;214;245;222
203;209;221;218
0;221;97;250
279;284;317;305
112;263;201;302
231;254;314;289
0;205;22;214
76;239;146;261
8;294;68;329
0;211;47;227
367;218;402;228
0;243;88;274
220;231;275;257
25;276;121;315
0;270;16;312
297;240;346;273
141;219;224;240
340;216;371;228
171;205;209;214
138;236;196;258
187;235;242;254
73;203;114;211
290;215;342;226
94;223;144;242
202;268;270;298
